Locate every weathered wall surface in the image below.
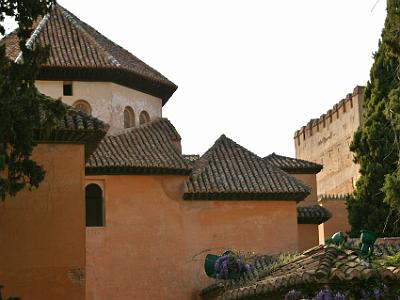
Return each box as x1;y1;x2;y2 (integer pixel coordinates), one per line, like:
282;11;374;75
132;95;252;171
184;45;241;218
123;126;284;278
298;224;319;252
318;198;351;243
291;173;320;250
294;86;363;196
85;175;299;300
35;80;162;132
0;144;86;300
290;173;318;206
294;86;364;240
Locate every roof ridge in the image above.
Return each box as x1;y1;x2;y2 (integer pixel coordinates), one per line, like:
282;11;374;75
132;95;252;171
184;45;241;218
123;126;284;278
56;4;121;67
15;13;51;63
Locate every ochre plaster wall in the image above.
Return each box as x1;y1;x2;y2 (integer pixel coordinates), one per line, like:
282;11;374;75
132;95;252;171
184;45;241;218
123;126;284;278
85;175;299;300
291;173;320;250
290;173;318;206
0;144;86;300
298;224;319;252
294;87;363;196
35;80;162;132
318;200;351;243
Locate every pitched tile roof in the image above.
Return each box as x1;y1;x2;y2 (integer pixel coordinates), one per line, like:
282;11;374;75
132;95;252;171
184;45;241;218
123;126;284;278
35;94;108;158
297;205;332;224
264;153;323;174
0;4;177;104
201;243;400;300
183;135;311;201
86;118;191;175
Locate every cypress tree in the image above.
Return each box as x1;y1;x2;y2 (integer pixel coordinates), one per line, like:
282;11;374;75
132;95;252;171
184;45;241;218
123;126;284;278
347;0;400;236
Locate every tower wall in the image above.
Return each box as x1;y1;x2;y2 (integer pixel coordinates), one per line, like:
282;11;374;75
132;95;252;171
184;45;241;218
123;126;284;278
294;86;363;196
36;80;163;133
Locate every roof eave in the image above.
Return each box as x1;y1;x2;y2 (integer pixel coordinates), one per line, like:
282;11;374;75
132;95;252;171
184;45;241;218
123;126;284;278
183;191;309;201
85;166;191;176
283;167;323;174
37;66;178;105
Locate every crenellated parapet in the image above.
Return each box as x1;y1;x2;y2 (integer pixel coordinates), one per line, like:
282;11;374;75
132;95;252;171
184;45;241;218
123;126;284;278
294;86;365;146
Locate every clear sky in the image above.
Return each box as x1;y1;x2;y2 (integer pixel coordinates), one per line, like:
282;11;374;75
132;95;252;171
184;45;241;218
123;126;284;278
4;0;388;158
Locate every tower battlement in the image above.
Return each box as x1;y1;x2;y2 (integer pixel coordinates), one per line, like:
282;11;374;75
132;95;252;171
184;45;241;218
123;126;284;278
294;86;364;145
294;85;364;197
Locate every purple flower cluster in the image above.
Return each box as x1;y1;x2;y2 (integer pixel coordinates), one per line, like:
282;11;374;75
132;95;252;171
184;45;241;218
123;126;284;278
315;289;333;300
284;289;346;300
214;254;253;280
282;285;400;300
285;289;301;300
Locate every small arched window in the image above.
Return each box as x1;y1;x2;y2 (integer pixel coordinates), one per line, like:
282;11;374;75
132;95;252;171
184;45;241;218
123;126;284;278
85;184;104;227
139;110;150;125
73;100;92;115
124;106;135;128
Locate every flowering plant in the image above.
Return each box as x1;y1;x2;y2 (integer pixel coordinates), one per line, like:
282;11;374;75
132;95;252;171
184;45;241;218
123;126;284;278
283;284;399;300
214;251;253;280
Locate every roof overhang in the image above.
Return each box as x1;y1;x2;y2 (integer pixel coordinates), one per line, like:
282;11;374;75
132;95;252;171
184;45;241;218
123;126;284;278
38;66;178;105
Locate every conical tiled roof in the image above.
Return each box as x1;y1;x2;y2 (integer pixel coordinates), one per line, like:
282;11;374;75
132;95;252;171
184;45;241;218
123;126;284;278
0;4;177;104
264;153;322;174
183;135;311;201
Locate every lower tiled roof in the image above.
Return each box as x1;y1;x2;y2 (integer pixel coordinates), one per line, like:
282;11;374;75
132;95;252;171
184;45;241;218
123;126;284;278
264;153;323;174
86;118;191;175
34;95;109;158
184;135;311;201
297;205;332;224
201;243;400;300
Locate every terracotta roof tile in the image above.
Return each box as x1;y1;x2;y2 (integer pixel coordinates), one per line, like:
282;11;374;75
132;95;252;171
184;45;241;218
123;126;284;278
0;4;177;103
34;94;108;158
297;205;332;224
86;118;191;175
264;153;322;174
201;244;400;300
184;135;311;201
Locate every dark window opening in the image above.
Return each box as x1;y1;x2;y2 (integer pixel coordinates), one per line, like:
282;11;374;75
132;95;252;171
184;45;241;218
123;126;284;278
85;184;104;227
63;81;73;96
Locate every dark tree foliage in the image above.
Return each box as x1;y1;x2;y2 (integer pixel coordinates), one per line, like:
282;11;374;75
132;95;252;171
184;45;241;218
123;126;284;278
0;0;66;200
347;0;400;237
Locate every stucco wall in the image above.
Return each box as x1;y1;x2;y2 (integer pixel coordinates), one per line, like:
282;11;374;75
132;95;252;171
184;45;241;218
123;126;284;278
294;87;363;196
291;173;320;250
0;144;86;300
35;80;162;132
318;199;351;243
85;175;299;300
290;173;318;206
298;224;319;252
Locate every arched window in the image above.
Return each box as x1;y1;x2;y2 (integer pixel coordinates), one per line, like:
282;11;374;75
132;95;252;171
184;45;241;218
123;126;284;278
139;110;150;125
85;184;104;227
124;106;135;128
73;100;92;115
